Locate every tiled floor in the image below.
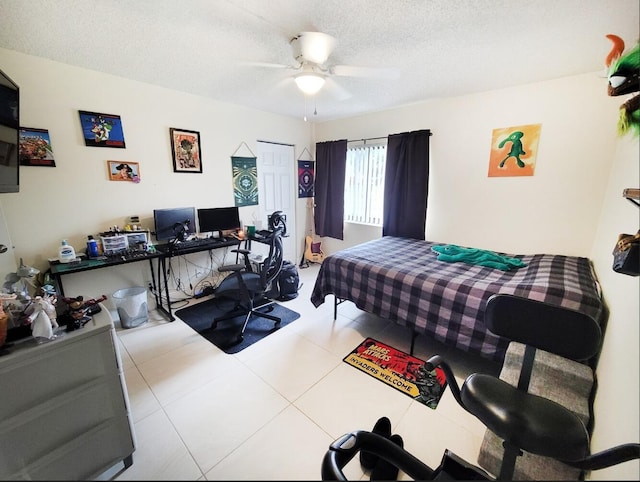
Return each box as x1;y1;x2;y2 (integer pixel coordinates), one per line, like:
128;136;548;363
104;264;501;481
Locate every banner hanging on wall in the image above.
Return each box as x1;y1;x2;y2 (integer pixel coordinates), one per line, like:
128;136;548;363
298;160;315;198
231;156;258;207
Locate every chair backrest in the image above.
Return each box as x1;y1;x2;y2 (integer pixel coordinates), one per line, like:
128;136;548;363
484;294;602;362
259;228;284;291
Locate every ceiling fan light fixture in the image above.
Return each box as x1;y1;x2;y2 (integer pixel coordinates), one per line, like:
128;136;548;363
294;73;325;95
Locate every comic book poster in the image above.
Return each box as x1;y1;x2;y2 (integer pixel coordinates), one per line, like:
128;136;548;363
78;110;126;148
344;337;448;409
19;127;56;167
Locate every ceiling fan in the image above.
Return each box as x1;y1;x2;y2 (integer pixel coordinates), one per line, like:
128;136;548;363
246;31;398;98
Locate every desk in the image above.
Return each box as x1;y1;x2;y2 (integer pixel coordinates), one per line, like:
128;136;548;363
154;238;240;320
49;238;240;322
49;252;164;316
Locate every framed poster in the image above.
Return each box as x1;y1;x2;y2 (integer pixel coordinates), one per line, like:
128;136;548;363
19;127;56;167
78;110;126;148
488;124;541;177
170;128;202;173
107;161;140;182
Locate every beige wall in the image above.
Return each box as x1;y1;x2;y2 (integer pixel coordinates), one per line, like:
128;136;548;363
1;47;638;479
0;47;312;307
315;73;639;480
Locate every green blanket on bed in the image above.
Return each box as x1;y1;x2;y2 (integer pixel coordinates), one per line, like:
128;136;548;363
431;244;527;271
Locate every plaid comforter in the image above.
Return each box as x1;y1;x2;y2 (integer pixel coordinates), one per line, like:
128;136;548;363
310;236;604;362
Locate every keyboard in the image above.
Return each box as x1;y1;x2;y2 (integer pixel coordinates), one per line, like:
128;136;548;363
167;237;228;253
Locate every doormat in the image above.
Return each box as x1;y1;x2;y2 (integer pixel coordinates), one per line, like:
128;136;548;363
344;338;448;409
175;297;300;354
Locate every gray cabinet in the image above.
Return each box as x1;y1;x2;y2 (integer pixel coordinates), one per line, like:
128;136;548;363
0;305;135;480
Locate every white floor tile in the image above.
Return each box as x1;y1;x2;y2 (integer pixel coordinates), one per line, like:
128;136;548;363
123;365;162;424
204;405;333;480
242;329;341;401
136;335;243;406
163;365;289;474
115;409;203;480
295;362;414;440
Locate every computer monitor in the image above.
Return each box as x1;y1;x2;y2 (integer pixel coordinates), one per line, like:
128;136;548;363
197;206;241;237
153;207;196;242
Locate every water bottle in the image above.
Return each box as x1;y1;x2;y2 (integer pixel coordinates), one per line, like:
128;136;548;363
87;235;99;258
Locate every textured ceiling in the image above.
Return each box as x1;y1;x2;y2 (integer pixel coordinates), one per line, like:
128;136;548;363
1;0;638;122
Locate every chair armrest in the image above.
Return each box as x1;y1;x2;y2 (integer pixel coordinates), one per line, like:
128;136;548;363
218;263;246;273
426;355;464;409
232;248;251;256
564;443;639;471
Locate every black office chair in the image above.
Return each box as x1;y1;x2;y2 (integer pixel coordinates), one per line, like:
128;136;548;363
322;294;639;480
211;226;284;345
426;293;638;479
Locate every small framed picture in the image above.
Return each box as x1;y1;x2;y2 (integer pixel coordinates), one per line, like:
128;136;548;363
79;110;126;148
170;127;202;173
107;161;140;182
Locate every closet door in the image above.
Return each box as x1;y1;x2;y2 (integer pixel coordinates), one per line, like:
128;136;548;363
256;141;296;262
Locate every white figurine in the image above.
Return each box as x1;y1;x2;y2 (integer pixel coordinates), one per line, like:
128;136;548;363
24;296;58;342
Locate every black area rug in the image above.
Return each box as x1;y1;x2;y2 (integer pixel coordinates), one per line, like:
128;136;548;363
175;297;300;354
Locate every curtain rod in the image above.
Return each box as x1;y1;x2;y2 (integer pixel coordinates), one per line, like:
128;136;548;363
347;136;387;143
347;131;433;144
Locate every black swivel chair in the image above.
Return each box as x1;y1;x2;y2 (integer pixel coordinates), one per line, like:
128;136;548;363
211;226;284;345
426;293;638;479
322;293;639;480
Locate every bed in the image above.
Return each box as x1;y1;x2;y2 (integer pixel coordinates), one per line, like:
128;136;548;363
310;236;605;363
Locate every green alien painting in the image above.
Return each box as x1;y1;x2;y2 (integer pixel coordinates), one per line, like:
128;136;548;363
488;124;541;177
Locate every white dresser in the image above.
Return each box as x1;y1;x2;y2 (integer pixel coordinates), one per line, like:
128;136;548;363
0;305;135;480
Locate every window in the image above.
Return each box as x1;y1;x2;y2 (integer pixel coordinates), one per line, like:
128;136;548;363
344;143;387;226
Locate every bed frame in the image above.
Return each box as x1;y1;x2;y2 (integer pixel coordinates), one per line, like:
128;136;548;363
310;236;605;362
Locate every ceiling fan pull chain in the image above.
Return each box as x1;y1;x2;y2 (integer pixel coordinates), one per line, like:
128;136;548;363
303;95;308;122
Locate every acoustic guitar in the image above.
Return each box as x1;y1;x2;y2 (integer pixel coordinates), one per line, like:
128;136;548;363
300;199;325;267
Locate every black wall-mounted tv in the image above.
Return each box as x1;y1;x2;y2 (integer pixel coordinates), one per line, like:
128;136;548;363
0;68;19;193
197;206;241;236
153;207;196;242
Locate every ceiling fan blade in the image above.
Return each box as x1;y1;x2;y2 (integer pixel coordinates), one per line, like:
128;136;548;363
292;32;337;64
330;64;400;80
238;60;296;70
324;77;352;101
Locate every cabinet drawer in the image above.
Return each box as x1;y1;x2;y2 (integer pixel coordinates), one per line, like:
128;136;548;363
0;329;118;420
0;374;132;479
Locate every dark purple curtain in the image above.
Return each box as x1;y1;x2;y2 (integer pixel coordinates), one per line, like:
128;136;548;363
314;139;347;239
382;129;431;239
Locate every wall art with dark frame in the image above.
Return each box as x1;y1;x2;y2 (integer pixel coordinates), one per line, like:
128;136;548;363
170;127;202;173
78;110;126;148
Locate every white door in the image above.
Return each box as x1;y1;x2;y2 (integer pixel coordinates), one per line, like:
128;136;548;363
0;200;18;292
256;141;296;263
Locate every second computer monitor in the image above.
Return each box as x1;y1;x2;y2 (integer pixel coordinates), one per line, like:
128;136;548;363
197;206;241;237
